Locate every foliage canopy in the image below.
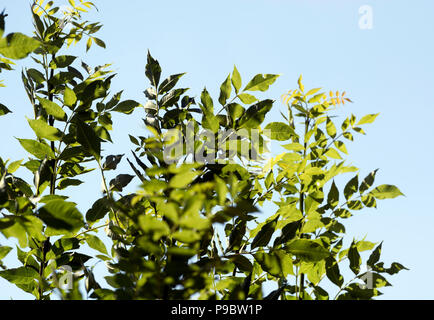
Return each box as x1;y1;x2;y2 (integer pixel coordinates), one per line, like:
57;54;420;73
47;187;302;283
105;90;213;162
0;1;406;300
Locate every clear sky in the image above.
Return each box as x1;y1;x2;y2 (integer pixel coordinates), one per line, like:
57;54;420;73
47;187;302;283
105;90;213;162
1;0;433;299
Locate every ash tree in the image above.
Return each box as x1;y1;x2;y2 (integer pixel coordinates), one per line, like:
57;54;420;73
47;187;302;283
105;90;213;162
0;0;406;300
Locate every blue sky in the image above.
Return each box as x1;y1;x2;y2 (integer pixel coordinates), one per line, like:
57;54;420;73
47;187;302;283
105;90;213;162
1;0;434;299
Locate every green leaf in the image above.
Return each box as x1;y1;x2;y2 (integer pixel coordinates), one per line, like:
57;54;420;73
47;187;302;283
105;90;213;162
93;37;106;49
334;141;348;154
325;257;344;287
243;74;279;92
75;120;101;161
36;97;67;121
231;65;241;94
385;262;408;275
219;74;232;106
334;208;352;218
64;87;77;107
0;267;39;285
367;242;382;267
38;200;84;236
0;103;12;116
344;175;358;200
200;88;214;113
286;239;330;262
0;33;40;59
325;148;342;160
237;93;257;104
264;122;295;141
327;180;339;209
226;255;251;273
169;171;199;189
338;283;380;300
370;184;404;199
359;169;378;193
102;154;123;171
26;68;45;84
109;174;135;192
17;138;55;160
138;215;170;241
238;99;273;129
325;117;336;138
86;234;108;255
58;178;83;190
49;55;76;69
112;100;141;114
172;230;201;243
254;250;294;278
86;37;93;52
356;240;376;252
200;108;219;133
361;194;377;208
145;50;161;87
0;246;12;260
52;237;80;255
273;220;301;246
264;171;274;189
28;119;63;141
227;103;245;124
251;215;279;249
282;143;304;152
348;241;361;275
86;198;111;224
0;216;44;247
7;159;23;174
357;113;379;126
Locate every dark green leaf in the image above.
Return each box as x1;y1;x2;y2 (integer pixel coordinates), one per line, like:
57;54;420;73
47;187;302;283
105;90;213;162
158;73;185;95
112;100;141;114
86;198;111;223
0;103;11;116
327;181;339;209
109;174;135;192
145;50;161;87
74;120;101;161
102;154;123;171
238;99;274;129
367;242;382;267
251;215;279;249
325;257;344;287
38;200;84;236
344;175;358;200
348;241;361;275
